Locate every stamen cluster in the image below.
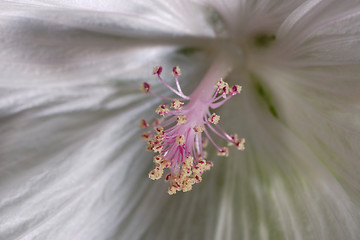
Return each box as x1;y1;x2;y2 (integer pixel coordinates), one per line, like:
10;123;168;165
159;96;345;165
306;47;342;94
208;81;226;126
140;66;245;195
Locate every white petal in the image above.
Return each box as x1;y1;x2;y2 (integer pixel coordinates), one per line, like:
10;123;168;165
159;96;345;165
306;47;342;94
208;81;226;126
3;1;214;37
0;2;214;85
0;81;148;239
205;0;305;39
275;0;360;66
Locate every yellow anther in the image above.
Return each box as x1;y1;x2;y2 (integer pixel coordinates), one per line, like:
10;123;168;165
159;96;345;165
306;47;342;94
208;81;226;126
177;115;187;125
208;113;220;124
193;125;204;134
182;179;195;192
192;166;202;175
222;84;230;96
146;141;154;151
227;134;238;146
155;104;169;116
155;126;164;135
204;161;213;171
141;82;151;93
184;156;194;166
197;159;207;168
149;167;164;180
141;131;151;141
165;173;172;182
217;147;229;157
153;66;162;75
181;167;192;177
160;160;171;169
154;134;164;142
231;133;238;141
176;135;186;146
194;174;202;183
178;173;186;183
182;185;192;192
153;155;163;164
231;85;242;94
216;78;226;89
168;185;177;195
171;99;184;110
235;138;246;151
216;78;230;96
153;145;163;153
139;119;150;128
181;161;187;168
172;66;182;76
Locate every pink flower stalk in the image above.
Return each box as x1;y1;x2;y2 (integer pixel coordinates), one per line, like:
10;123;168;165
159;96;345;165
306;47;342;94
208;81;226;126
140;66;245;195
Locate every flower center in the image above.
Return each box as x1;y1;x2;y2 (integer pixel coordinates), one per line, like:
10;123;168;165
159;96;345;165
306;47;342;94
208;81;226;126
140;65;245;195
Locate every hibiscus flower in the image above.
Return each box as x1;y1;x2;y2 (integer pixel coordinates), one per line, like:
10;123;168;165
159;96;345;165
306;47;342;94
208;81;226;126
1;0;359;239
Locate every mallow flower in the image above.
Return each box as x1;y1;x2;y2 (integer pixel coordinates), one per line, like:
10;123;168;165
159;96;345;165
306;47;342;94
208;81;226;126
0;0;360;240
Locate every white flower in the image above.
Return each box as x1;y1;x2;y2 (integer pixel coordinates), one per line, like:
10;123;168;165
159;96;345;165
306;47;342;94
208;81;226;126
1;1;360;240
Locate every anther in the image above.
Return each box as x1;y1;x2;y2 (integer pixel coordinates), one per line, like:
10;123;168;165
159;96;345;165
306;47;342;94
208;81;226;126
149;167;164;180
172;66;181;76
208;113;220;124
153;145;163;153
141;82;151;93
171;99;184;110
168;185;177;195
217;147;229;157
193;125;205;134
177;115;187;125
141;131;151;141
155;126;164;135
216;78;226;89
155;104;169;116
153;66;163;75
231;85;242;94
176;135;186;146
153;155;163;164
235;138;246;151
139;119;150;128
